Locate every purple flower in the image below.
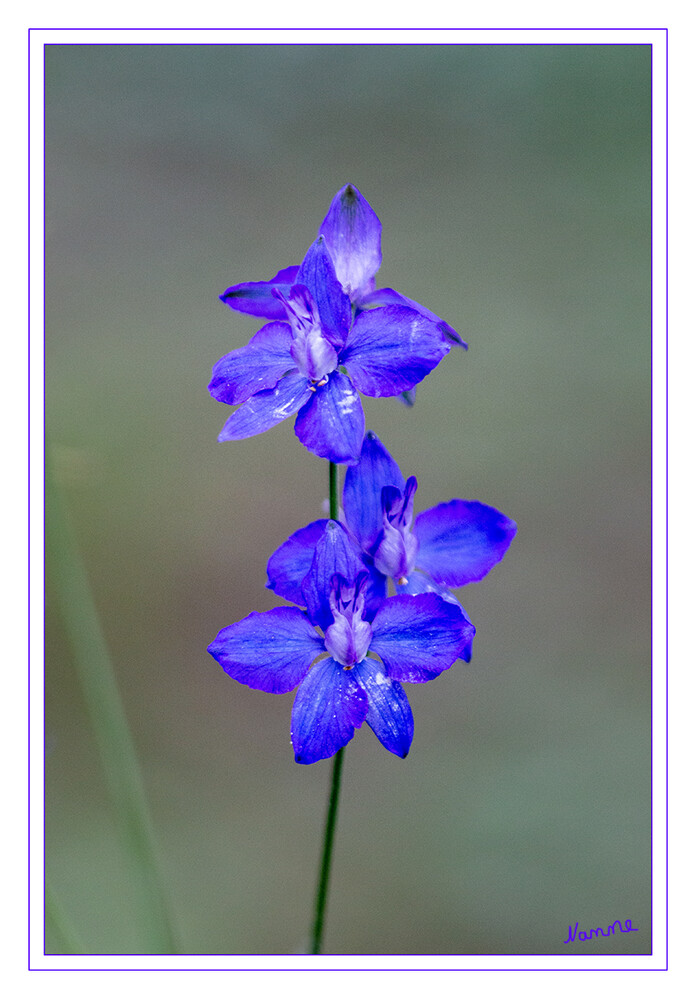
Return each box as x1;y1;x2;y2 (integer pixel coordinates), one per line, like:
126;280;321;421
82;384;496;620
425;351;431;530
267;432;517;661
209;236;451;463
220;184;466;349
208;521;473;764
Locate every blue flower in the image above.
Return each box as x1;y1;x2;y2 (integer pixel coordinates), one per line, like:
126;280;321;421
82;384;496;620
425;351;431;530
267;432;517;661
220;184;466;349
209;235;451;463
207;521;473;764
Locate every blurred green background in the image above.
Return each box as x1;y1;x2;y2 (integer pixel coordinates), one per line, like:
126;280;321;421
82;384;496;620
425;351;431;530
44;42;651;956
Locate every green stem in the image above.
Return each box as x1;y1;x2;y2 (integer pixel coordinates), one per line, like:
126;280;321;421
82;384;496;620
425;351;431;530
45;453;179;954
308;461;344;955
328;460;339;520
310;746;345;955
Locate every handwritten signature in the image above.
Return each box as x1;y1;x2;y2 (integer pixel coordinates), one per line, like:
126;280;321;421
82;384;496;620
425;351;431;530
564;918;638;943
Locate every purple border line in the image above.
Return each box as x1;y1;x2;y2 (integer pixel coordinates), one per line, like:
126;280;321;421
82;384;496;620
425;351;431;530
663;24;669;975
33;28;665;973
27;22;32;976
30;26;667;973
28;27;667;31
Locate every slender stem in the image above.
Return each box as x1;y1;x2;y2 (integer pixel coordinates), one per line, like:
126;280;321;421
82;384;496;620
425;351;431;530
310;745;345;954
308;461;344;955
328;460;339;520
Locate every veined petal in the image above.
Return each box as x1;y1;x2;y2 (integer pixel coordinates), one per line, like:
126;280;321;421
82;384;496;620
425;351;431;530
415;500;517;587
266;518;329;605
208;322;294;405
291;657;368;764
396;570;475;663
220;266;300;320
352;658;413;758
301;520;365;630
341;306;450;397
343;431;406;551
217;372;313;442
296;237;352;348
294;371;365;464
359;286;466;348
369;593;473;683
208;606;324;694
318;184;382;302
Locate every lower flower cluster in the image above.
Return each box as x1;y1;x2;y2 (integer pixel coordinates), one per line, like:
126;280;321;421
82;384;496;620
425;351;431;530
208;433;516;764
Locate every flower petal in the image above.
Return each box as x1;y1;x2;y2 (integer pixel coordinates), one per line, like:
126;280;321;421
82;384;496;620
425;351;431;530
208;322;294;405
359;287;466;348
220;266;300;320
294;371;365;464
415;500;517;586
396;570;475;663
318;184;382;302
291;657;368;764
369;593;473;683
208;606;324;694
342;431;406;552
371;476;419;579
301;520;366;630
340;306;450;397
283;285;340;381
352;657;413;758
266;518;330;605
217;372;313;442
295;237;352;349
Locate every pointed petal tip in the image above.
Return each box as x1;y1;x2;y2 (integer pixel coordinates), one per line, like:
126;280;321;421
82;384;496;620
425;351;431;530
439;322;468;349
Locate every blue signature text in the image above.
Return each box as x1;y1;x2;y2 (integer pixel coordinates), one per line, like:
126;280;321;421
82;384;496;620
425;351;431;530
564;918;638;943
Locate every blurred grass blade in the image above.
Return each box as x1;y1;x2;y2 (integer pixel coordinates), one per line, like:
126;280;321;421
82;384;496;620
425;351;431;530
45;882;86;955
45;455;179;954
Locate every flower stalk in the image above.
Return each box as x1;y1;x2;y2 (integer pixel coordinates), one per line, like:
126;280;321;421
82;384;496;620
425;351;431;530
309;746;344;954
310;749;345;954
206;184;516;955
309;459;343;955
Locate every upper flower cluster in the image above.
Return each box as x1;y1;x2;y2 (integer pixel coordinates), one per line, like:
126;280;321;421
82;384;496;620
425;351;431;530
209;185;463;464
